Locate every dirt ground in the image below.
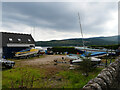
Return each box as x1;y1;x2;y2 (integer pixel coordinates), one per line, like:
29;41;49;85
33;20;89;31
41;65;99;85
15;55;69;67
13;55;112;69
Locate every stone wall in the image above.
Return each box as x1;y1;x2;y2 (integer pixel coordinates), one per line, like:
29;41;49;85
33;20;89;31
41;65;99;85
83;57;120;90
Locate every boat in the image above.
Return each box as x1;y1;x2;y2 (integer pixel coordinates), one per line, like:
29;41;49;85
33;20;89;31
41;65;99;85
66;51;106;60
66;54;80;60
68;13;103;66
14;47;40;58
81;51;107;58
35;47;45;55
72;57;101;66
75;47;115;56
0;58;15;69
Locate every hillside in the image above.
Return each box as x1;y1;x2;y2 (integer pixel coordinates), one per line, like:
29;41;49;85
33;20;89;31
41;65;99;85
35;35;118;47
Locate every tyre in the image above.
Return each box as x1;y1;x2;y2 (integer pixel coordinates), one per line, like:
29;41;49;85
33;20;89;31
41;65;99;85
5;65;12;69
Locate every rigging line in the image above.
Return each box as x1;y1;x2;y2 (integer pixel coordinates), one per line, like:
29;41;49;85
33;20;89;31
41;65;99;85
78;12;85;50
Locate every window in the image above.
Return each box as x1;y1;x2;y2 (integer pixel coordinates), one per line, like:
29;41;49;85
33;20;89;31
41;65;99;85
28;39;31;42
18;38;21;41
9;38;13;41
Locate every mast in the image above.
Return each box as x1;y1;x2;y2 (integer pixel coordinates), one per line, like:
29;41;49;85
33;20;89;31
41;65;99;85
78;12;85;50
34;26;35;40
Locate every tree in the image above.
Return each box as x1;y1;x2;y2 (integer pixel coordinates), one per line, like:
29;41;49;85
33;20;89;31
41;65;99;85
78;54;92;77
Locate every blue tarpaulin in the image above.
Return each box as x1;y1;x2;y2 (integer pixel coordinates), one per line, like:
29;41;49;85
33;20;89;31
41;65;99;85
81;51;107;57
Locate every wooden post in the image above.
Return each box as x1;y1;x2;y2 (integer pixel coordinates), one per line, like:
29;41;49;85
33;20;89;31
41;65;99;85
110;46;112;64
105;49;108;67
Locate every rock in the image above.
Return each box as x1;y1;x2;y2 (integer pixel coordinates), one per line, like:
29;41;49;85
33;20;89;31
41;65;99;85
83;83;102;90
56;78;62;81
69;66;75;70
54;63;57;65
87;77;107;90
97;72;111;87
101;69;113;82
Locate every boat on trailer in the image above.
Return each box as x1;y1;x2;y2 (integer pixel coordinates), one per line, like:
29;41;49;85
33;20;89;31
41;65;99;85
66;54;80;60
66;53;102;66
14;47;40;58
72;57;101;66
81;51;107;58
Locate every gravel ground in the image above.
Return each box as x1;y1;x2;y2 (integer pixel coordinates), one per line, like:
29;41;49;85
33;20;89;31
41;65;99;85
16;55;68;67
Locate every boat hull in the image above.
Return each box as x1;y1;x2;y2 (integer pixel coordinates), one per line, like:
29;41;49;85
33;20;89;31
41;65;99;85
15;48;39;58
72;57;101;66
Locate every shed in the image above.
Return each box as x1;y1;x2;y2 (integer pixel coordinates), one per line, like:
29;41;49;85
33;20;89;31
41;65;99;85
0;32;35;58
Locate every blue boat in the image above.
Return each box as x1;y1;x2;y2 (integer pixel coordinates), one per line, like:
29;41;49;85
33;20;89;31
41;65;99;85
81;51;107;57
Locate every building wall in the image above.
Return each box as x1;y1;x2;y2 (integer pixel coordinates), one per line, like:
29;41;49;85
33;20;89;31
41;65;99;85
0;47;2;58
0;32;2;58
3;47;27;58
0;32;2;47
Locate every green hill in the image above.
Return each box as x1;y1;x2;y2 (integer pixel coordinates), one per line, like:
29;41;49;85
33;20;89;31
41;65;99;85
35;35;118;47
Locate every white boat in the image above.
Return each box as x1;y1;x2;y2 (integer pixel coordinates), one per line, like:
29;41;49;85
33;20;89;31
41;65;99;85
66;54;80;60
72;57;101;66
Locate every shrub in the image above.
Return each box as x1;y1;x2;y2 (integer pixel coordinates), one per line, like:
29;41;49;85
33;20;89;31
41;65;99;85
79;56;92;77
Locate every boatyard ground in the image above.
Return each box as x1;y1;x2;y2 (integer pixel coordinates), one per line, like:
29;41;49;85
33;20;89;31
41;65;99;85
2;55;115;88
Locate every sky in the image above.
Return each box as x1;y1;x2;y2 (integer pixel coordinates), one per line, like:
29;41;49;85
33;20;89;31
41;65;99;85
1;1;118;41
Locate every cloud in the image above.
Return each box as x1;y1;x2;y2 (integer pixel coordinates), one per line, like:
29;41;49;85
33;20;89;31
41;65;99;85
2;2;118;41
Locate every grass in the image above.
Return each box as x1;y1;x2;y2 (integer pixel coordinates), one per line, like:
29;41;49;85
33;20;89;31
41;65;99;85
57;68;103;88
2;66;45;88
2;65;103;89
2;55;109;89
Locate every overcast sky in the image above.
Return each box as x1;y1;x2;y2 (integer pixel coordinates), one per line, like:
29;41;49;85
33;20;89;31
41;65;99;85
1;2;118;41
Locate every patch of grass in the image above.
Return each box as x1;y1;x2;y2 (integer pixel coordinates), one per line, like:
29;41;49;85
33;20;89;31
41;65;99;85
2;65;103;88
2;66;45;88
57;68;103;88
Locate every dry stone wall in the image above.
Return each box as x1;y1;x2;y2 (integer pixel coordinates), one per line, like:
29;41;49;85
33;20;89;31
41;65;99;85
83;57;120;90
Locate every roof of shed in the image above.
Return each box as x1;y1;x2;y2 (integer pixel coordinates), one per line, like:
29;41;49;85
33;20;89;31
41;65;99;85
0;32;35;46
